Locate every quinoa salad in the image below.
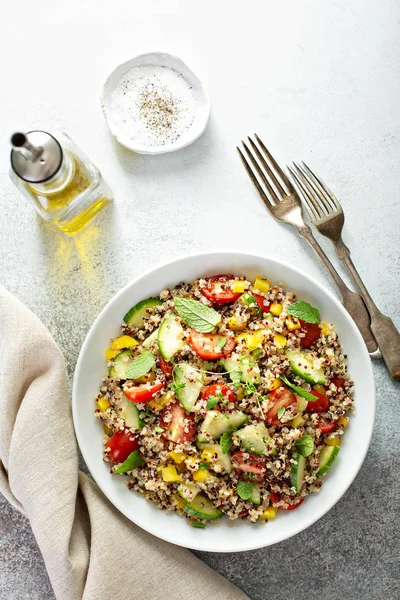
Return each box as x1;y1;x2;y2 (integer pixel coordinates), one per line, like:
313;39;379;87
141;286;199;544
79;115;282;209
95;274;354;528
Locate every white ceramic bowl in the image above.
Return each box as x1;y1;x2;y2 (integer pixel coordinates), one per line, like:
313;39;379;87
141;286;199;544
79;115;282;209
101;52;211;154
72;252;375;552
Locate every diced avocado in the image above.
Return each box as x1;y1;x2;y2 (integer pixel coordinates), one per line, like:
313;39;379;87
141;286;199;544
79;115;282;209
174;363;203;412
184;494;224;520
286;350;326;385
109;350;131;380
290;452;306;492
317;445;340;476
158;312;185;361
197;410;248;442
177;483;200;502
249;483;261;505
124;298;163;327
222;354;261;385
120;396;144;430
233;422;271;456
196;442;232;474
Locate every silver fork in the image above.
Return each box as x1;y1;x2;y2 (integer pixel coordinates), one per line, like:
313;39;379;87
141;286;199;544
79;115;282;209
290;161;400;381
237;134;379;356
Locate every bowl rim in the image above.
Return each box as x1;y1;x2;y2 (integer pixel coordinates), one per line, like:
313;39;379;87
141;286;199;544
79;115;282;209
72;250;376;552
100;51;211;155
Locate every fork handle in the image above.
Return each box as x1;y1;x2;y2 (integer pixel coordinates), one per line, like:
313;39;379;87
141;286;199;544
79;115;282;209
297;225;379;354
335;240;400;381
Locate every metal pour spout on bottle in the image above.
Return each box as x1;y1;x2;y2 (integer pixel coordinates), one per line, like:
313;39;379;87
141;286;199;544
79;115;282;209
10;130;113;235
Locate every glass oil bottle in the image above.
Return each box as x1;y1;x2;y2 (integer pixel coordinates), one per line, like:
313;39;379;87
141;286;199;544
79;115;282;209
10;131;113;235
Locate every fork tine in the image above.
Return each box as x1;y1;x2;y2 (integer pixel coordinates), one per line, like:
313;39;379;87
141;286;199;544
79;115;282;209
301;162;341;211
241;141;279;204
289;164;325;220
236;146;273;207
294;162;332;215
248;137;286;197
254;133;294;192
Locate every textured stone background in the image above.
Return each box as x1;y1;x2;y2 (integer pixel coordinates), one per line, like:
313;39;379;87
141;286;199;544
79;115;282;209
1;0;399;598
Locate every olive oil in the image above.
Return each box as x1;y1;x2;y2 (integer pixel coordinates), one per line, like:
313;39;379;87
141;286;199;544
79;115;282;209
10;131;112;235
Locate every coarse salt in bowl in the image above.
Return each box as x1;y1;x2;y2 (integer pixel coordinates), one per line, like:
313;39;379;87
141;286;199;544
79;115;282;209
101;52;211;154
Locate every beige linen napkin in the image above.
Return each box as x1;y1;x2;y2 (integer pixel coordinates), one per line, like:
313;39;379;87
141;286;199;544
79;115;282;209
0;286;248;600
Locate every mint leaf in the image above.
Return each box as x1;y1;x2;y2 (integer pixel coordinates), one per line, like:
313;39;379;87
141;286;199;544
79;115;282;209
280;375;318;401
295;434;314;457
173;297;221;333
113;450;143;474
220;432;232;454
206;396;220;410
237;481;253;500
277;407;286;420
230;366;242;386
125;350;155;380
287;301;320;324
216;337;227;350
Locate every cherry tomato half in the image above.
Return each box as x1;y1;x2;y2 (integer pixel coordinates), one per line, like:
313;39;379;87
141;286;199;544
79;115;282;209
200;274;242;305
232;451;267;482
317;419;338;434
189;330;235;360
299;320;321;348
201;383;236;410
160;402;196;443
332;377;345;390
269;491;303;510
106;429;139;463
159;357;173;378
254;294;271;313
265;387;296;426
123;381;164;403
306;388;330;413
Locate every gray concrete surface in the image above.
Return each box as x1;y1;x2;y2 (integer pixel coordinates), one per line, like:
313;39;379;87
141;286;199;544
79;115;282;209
1;0;399;598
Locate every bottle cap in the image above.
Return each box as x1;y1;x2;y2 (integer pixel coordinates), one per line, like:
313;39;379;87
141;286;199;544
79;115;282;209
10;131;63;183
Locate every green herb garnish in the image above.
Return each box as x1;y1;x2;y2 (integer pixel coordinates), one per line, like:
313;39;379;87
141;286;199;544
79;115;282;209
125;350;155;380
206;396;220;410
295;434;314;457
277;407;286;420
237;481;253;500
190;521;206;529
280;374;318;401
173;297;221;333
216;337;227;350
287;300;320;324
220;432;232;454
154;426;164;433
113;450;143;474
199;462;210;470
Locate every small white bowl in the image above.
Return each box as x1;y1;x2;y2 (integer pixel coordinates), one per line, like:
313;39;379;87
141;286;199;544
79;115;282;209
101;52;211;154
72;252;375;553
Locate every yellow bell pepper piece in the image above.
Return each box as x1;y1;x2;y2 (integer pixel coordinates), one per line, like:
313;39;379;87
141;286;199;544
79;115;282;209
260;507;278;521
173;494;186;510
231;280;247;293
161;465;180;482
270;378;282;391
105;348;120;361
228;315;248;331
274;334;287;347
148;391;173;410
314;384;326;395
338;416;350;428
254;277;270;294
201;448;215;462
290;415;305;428
236;331;263;351
111;335;139;350
286;317;301;331
325;438;340;446
103;423;112;435
270;303;283;317
320;322;331;336
169;451;187;464
193;469;211;482
97;397;110;412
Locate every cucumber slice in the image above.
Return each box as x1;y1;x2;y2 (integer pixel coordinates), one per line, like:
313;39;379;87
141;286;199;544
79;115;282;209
184;494;224;520
109;350;131;380
222;354;261;385
290;452;306;492
142;328;159;349
174;364;203;412
196;442;232;474
177;483;200;502
120;396;144;430
124;298;163;327
158;312;185;361
317;445;340;476
249;483;261;505
286;350;326;385
197;410;248;442
233;422;270;456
